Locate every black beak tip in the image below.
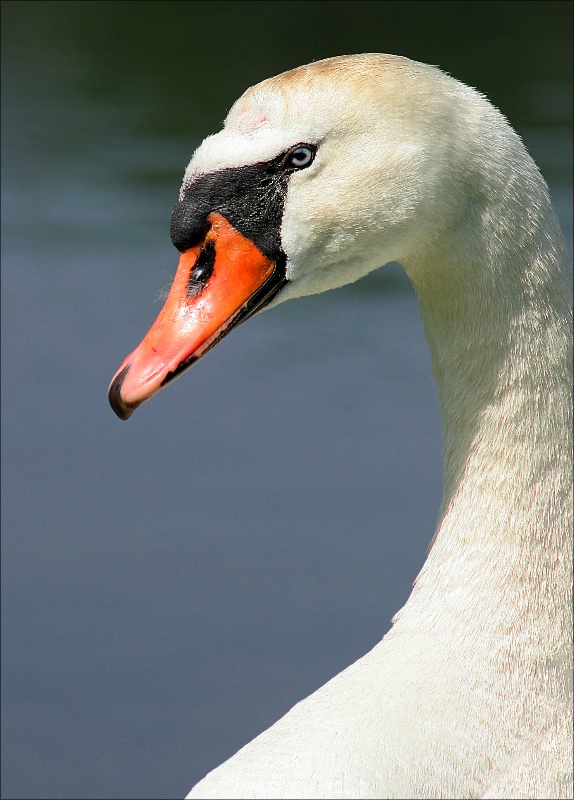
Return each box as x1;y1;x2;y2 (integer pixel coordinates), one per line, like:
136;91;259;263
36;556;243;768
108;364;138;421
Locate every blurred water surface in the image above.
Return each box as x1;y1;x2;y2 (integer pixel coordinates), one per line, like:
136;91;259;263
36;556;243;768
1;2;572;798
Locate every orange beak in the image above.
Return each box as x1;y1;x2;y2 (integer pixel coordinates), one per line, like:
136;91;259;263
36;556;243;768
108;212;283;420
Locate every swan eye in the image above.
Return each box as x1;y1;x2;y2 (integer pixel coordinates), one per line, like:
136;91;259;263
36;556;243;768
284;144;316;170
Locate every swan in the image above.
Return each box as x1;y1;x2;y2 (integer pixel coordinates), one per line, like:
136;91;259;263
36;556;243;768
108;55;573;799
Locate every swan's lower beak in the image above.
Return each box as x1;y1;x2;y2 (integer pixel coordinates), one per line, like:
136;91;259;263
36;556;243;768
108;212;286;420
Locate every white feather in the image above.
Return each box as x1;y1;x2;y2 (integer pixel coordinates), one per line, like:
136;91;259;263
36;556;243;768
183;55;572;799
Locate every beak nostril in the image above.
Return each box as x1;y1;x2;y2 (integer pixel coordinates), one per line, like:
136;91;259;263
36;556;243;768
187;240;216;297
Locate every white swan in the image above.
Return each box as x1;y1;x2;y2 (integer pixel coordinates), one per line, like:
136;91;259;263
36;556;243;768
109;55;573;799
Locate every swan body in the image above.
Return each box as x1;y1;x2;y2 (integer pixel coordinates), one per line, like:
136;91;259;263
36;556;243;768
109;55;573;798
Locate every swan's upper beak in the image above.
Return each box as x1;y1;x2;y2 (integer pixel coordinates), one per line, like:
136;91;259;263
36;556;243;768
108;212;285;420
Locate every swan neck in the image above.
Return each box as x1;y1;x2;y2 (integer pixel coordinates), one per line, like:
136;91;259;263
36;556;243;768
402;178;572;628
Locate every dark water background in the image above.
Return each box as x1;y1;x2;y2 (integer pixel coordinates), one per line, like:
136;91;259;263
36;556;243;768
2;2;572;798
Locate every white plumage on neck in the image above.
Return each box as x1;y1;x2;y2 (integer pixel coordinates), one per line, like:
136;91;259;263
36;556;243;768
186;55;572;799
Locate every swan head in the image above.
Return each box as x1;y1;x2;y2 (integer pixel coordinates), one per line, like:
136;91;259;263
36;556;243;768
108;54;498;420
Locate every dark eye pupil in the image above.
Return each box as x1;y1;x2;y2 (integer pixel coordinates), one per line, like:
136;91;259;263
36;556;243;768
291;148;310;165
287;145;315;169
